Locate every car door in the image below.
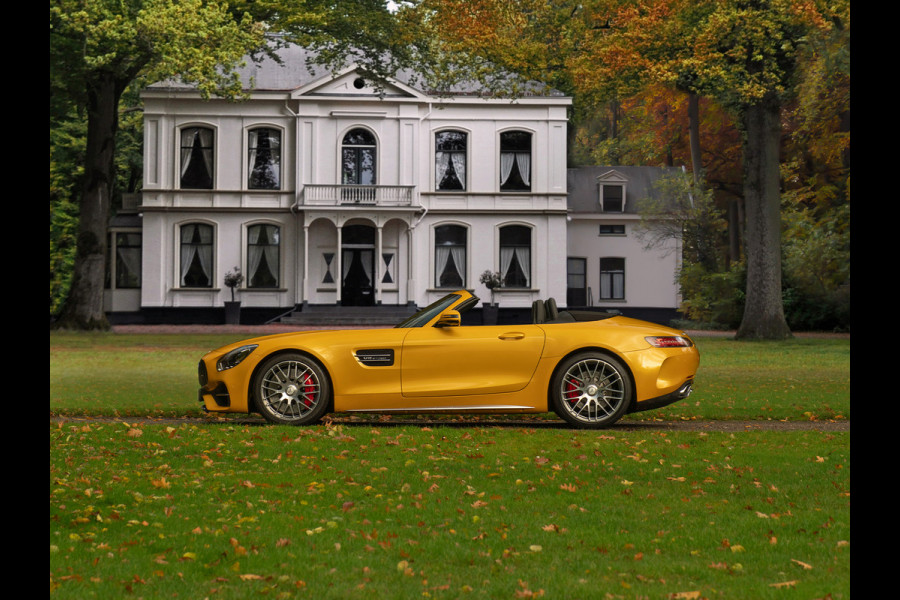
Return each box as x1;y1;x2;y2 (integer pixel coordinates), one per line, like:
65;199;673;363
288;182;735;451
400;324;545;397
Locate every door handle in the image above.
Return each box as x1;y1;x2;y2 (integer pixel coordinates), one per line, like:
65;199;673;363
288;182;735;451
498;332;526;340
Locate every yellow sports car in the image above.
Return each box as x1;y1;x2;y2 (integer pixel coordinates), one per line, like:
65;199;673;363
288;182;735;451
198;291;699;428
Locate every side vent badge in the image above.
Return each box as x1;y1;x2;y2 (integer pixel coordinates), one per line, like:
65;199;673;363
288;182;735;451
354;349;395;367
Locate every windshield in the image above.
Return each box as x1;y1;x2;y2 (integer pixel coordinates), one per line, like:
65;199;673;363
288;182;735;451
394;294;461;328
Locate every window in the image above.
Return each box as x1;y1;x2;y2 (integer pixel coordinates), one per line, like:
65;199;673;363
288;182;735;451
599;224;626;235
342;128;377;185
499;225;531;287
247;224;280;288
601;184;624;212
107;231;141;289
499;131;531;191
180;223;214;287
180;127;214;189
248;128;281;189
599;258;625;300
435;131;467;191
434;225;467;288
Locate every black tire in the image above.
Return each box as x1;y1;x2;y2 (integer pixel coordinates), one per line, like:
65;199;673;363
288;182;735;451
550;352;633;428
252;353;331;425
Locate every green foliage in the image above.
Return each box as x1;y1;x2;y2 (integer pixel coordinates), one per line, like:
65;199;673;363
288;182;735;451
677;262;746;329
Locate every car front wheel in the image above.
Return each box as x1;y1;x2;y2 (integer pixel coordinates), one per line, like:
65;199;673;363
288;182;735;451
551;352;632;428
252;353;331;425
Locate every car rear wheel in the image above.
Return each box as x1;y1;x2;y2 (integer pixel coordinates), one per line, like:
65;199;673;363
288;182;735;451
551;352;632;428
252;353;330;425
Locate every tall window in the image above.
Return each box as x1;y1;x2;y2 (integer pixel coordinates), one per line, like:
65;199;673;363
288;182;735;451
599;258;625;300
180;127;214;189
499;131;532;191
342;128;377;185
499;225;531;287
247;224;280;288
180;223;214;287
248;128;281;189
435;131;467;191
434;224;467;288
107;232;141;289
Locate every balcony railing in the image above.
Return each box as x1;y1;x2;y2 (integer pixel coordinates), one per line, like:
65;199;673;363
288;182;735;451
301;185;416;207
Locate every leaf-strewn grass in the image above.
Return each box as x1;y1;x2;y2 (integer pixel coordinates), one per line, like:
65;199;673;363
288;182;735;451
51;422;849;599
50;333;850;598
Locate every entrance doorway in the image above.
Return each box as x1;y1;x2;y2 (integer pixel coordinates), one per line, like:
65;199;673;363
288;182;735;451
341;224;376;306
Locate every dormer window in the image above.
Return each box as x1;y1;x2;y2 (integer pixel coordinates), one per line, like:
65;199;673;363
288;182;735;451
600;184;624;212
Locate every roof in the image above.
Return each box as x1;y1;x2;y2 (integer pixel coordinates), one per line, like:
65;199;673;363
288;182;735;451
147;38;568;99
567;166;687;214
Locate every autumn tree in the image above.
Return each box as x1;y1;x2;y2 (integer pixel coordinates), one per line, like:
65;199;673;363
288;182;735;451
411;0;846;339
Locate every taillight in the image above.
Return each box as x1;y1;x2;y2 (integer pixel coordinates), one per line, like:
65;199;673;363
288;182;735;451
645;336;693;348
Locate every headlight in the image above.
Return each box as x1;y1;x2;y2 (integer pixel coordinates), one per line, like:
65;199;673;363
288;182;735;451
645;336;693;348
216;344;258;371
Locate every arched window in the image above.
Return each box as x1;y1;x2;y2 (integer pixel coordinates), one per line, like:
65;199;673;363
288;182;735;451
248;128;281;189
180;127;214;189
435;130;467;191
341;129;377;185
179;223;214;287
434;224;467;288
247;224;280;288
499;131;531;191
499;225;531;287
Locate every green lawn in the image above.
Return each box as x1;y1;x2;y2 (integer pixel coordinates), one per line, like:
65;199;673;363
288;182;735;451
50;333;850;598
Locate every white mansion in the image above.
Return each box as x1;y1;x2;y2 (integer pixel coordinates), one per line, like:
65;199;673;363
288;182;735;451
105;43;681;325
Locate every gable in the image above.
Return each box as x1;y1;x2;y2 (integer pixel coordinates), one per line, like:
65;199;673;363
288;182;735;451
294;68;421;99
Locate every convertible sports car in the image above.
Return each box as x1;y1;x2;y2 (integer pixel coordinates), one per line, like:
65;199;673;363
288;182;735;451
198;290;699;428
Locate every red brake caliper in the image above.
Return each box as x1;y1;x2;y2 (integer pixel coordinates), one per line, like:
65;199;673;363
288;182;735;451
302;373;314;407
565;379;578;403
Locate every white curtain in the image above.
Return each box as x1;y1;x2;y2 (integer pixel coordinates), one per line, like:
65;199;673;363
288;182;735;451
116;246;141;284
515;153;530;186
248;129;258;178
435;152;450;188
435;247;450;287
514;246;531;287
500;246;515;282
450;152;466;188
500;153;516;186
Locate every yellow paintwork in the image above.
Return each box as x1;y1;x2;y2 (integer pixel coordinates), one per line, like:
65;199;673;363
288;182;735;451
198;290;699;418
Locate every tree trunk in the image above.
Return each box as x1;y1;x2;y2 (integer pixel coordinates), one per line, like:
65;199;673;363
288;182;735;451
687;93;702;184
736;95;791;340
54;72;123;330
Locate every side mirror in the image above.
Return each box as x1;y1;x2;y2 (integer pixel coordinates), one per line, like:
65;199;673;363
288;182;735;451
434;310;461;328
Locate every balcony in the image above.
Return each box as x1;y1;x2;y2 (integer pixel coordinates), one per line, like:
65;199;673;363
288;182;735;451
301;185;416;207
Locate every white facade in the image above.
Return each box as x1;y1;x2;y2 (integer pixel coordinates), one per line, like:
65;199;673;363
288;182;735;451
127;45;570;319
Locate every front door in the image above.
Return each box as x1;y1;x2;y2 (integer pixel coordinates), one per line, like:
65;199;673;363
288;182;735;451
341;224;376;306
341;248;374;306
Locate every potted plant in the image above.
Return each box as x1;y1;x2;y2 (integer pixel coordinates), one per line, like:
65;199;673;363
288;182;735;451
224;267;244;324
479;270;501;325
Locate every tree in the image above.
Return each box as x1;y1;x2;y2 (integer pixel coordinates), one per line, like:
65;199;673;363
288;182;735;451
50;0;410;330
50;0;265;329
411;0;845;339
